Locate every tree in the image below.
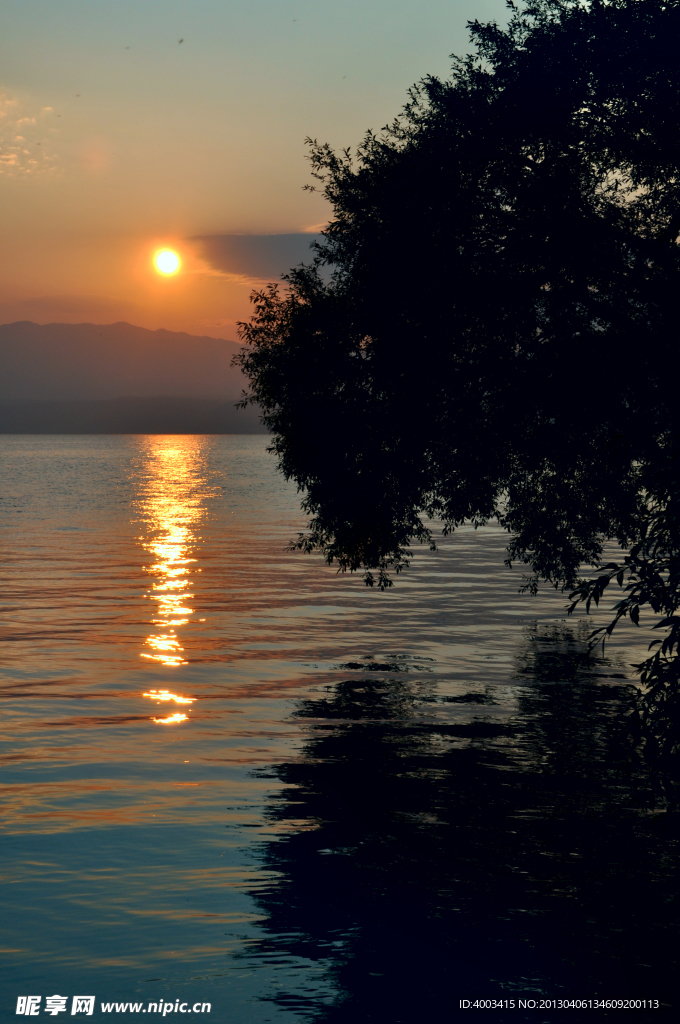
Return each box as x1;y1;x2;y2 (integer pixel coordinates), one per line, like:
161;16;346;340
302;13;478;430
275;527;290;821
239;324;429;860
235;0;680;779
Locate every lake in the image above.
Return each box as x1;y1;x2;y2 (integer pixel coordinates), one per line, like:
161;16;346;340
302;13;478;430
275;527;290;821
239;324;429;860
0;435;676;1022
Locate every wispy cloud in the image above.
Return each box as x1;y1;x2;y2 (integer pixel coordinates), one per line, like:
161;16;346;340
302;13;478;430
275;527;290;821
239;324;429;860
0;293;142;326
0;91;59;176
192;234;322;282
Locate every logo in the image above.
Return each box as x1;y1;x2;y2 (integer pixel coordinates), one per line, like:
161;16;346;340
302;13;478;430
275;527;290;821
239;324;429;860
16;998;41;1016
16;997;95;1016
72;999;95;1016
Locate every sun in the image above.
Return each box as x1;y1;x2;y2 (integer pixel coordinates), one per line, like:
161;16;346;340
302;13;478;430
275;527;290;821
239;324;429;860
154;249;180;275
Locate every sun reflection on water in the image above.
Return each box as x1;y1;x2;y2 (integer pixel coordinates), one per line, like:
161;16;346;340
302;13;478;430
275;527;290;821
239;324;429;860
143;689;196;705
134;437;220;724
151;713;189;725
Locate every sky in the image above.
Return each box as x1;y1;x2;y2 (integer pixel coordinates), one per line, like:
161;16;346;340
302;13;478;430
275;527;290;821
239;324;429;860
0;0;508;338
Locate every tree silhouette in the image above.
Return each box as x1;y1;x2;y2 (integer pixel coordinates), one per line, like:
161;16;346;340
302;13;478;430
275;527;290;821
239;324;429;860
235;0;680;773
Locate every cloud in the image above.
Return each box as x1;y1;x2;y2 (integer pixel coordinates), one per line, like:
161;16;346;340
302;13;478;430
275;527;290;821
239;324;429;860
192;234;322;282
0;90;59;176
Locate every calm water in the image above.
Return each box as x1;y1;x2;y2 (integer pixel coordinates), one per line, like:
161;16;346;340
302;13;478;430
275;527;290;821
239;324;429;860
0;435;677;1022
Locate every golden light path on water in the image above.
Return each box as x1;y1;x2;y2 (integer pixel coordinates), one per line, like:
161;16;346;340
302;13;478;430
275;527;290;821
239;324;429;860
135;437;218;725
143;688;195;704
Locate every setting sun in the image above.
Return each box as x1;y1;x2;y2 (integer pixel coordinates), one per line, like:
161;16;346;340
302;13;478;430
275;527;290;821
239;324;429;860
154;249;180;275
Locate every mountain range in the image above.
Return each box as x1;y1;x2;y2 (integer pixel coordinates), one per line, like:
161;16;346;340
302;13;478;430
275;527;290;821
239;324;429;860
0;321;264;433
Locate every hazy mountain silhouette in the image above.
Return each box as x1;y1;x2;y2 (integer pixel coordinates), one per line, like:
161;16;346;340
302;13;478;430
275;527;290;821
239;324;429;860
0;321;265;433
0;321;245;400
0;396;265;434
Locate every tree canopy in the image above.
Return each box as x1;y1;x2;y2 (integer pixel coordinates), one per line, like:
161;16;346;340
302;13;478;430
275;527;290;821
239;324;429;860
236;0;680;775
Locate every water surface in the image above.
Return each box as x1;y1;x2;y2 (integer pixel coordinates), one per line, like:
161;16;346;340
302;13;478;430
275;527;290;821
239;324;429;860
1;435;676;1021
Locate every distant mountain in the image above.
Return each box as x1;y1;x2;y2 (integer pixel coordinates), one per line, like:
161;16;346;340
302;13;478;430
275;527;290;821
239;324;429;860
0;321;245;400
0;321;265;433
0;397;265;434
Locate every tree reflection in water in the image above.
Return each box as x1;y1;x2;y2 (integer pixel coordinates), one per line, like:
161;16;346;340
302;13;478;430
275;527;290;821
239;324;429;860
244;626;678;1021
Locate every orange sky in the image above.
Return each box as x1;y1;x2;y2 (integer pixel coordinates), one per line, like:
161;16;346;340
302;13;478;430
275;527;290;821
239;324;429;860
0;0;506;338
